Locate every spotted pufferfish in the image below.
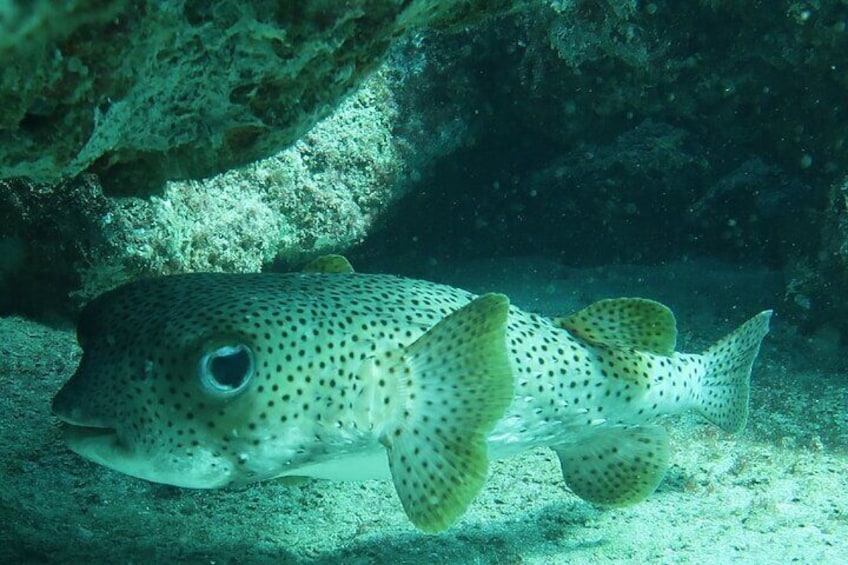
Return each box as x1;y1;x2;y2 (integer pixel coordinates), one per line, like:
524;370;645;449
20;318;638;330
52;255;771;533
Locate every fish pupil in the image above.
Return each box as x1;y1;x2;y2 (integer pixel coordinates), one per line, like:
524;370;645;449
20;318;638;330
200;344;255;394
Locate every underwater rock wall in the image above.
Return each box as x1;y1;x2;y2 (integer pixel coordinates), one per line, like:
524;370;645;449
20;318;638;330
354;1;847;337
792;175;848;334
0;66;448;313
0;2;505;314
0;0;516;194
0;39;486;315
3;0;848;338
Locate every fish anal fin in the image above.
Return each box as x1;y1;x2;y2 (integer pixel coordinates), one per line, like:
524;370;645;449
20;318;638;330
553;298;677;356
554;425;670;506
301;254;355;274
382;293;513;533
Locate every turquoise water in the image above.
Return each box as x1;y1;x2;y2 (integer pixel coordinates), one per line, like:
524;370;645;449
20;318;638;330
2;2;847;563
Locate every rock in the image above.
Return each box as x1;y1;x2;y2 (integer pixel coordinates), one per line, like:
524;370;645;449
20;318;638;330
359;120;713;264
0;2;517;314
0;67;407;311
355;2;845;337
0;0;516;194
787;176;848;339
0;175;112;316
687;158;817;264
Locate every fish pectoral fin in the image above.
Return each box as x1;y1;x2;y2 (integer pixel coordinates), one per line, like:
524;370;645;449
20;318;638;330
554;424;670;506
553;298;677;356
381;293;513;533
301;254;355;274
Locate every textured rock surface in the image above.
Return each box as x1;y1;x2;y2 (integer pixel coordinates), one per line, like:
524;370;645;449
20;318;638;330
4;0;848;335
0;46;484;314
354;1;845;335
785;175;848;336
514;1;848;179
0;68;405;311
0;0;515;194
359;119;815;268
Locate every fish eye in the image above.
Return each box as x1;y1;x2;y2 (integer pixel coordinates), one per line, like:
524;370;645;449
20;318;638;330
198;344;255;396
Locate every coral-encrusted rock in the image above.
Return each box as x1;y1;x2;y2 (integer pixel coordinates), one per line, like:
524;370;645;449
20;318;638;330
0;67;422;313
0;0;514;194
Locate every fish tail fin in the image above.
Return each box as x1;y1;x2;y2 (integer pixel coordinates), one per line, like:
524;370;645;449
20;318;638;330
695;310;772;433
381;293;513;533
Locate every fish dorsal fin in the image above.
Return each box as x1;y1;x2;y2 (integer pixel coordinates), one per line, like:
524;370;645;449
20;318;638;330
553;298;677;356
554;424;670;506
301;254;355;274
380;293;513;533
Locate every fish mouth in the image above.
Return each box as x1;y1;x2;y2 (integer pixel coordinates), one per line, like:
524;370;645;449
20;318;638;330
56;418;235;490
56;420;126;460
52;405;118;442
59;421;118;442
53;404;127;461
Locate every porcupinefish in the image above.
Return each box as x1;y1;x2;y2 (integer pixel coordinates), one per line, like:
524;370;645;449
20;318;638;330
52;255;771;532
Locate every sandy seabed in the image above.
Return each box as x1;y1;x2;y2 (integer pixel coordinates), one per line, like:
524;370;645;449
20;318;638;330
1;257;845;564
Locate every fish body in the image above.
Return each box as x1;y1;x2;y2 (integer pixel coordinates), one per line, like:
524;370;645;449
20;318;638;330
53;261;771;532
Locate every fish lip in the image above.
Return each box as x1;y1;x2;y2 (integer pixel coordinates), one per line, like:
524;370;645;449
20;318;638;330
51;397;115;431
54;410;118;441
58;421;131;462
58;421;118;441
